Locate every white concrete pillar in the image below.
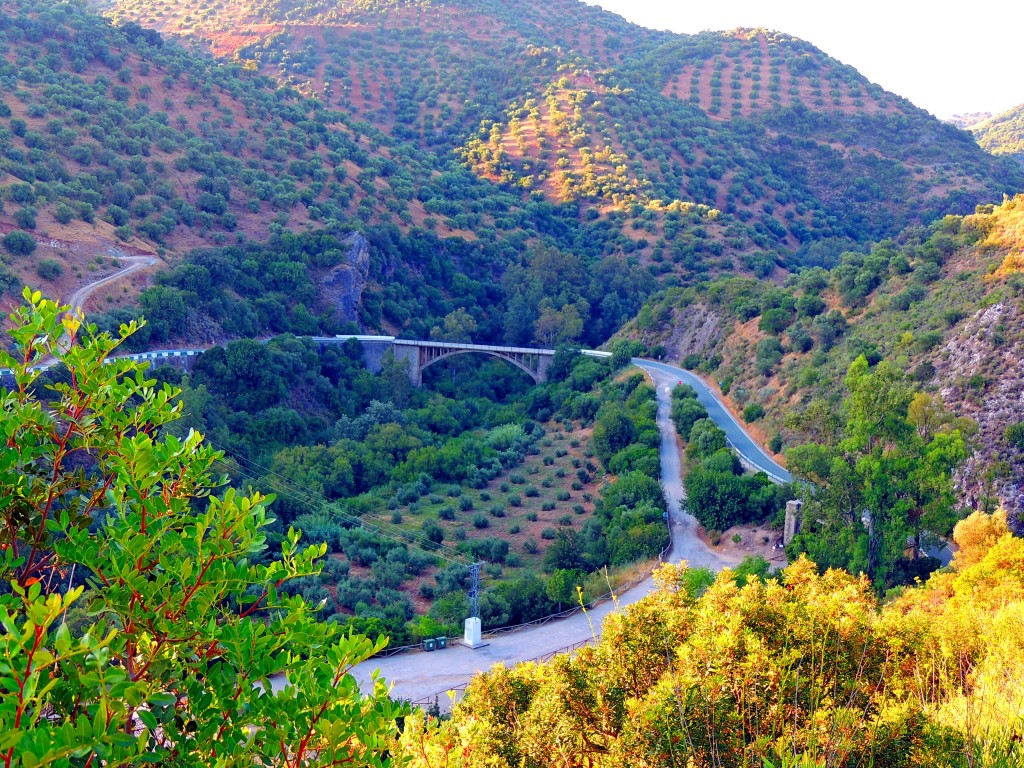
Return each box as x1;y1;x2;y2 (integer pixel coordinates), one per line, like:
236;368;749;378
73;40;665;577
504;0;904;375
463;617;483;648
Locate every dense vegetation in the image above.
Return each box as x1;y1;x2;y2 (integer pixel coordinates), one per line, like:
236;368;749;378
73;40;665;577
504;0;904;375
27;314;668;646
627;195;1024;524
0;292;403;766
672;383;790;536
971;103;1024;159
2;0;1022;324
89;0;1023;258
400;515;1024;766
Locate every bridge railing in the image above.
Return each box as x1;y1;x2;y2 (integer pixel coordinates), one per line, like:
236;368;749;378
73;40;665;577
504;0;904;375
728;438;790;485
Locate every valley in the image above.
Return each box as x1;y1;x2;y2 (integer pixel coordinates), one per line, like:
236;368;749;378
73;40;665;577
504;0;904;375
1;0;1023;765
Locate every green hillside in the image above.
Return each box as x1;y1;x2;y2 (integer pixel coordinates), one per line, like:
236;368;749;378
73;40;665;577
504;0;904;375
626;195;1024;526
1;0;1021;343
92;0;1024;248
971;103;1024;159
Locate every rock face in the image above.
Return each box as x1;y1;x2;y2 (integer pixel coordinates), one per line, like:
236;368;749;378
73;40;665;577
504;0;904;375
663;304;725;361
322;232;371;324
935;301;1024;531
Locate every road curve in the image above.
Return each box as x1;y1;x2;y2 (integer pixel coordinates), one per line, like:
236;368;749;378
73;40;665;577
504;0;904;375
66;256;158;314
312;361;747;707
635;358;792;483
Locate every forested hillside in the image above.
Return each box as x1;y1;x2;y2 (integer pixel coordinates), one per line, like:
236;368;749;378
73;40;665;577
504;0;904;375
626;195;1024;525
92;0;1024;251
2;0;1024;346
970;103;1024;160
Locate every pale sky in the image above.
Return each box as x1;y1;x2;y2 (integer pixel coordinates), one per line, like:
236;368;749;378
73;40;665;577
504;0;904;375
584;0;1023;119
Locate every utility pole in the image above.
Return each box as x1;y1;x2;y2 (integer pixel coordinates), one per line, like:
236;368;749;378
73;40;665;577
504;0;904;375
469;561;480;619
462;561;485;649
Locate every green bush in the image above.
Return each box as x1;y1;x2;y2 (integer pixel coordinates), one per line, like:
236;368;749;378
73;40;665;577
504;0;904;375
2;230;36;256
742;403;765;422
35;259;64;281
1006;422;1024;451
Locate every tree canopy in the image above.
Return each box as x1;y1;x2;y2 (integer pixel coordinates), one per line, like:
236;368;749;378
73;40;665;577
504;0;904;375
0;290;403;766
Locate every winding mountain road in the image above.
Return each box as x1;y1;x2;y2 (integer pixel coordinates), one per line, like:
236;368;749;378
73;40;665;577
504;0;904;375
639;359;792;483
325;358;789;708
66;256;158;314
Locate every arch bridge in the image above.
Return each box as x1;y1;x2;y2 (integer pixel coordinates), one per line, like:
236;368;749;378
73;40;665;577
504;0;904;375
325;336;610;386
1;337;610;388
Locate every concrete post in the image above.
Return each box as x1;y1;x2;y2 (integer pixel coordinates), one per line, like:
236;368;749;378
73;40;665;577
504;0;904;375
391;344;423;386
536;354;551;383
784;500;803;545
462;617;484;648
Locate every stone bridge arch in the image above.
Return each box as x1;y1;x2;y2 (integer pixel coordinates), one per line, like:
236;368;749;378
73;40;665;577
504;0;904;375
392;341;555;385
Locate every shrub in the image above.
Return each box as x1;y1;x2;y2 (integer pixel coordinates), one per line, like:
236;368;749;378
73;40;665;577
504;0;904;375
742;403;765;422
508;494;522;507
2;230;36;256
1006;422;1024;451
526;511;538;521
509;523;521;534
541;501;555;511
541;528;557;540
524;486;539;498
473;514;489;529
438;506;456;521
558;515;573;526
523;539;539;554
14;207;37;230
36;259;64;280
489;504;505;518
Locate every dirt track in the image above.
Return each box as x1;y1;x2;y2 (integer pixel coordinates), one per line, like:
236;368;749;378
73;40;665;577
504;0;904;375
66;256;158;313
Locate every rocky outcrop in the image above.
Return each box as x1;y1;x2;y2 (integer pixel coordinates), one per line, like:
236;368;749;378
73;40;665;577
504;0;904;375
934;301;1024;530
662;303;726;361
321;232;371;324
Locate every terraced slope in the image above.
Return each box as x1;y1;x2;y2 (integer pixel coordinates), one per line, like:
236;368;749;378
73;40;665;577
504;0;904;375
90;0;1024;251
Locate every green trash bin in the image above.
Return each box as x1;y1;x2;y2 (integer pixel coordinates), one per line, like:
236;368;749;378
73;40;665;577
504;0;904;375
423;638;436;652
435;637;447;650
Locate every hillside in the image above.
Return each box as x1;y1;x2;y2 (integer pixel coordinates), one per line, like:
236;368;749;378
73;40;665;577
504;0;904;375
0;0;447;251
626;195;1024;526
0;0;766;331
970;102;1024;159
90;0;1023;249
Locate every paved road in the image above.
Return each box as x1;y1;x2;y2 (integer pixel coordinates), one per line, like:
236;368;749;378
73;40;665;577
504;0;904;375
308;360;748;708
636;359;792;483
66;256;158;314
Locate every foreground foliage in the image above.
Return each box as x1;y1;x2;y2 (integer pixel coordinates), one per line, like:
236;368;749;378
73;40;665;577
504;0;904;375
0;290;403;766
399;511;1024;767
